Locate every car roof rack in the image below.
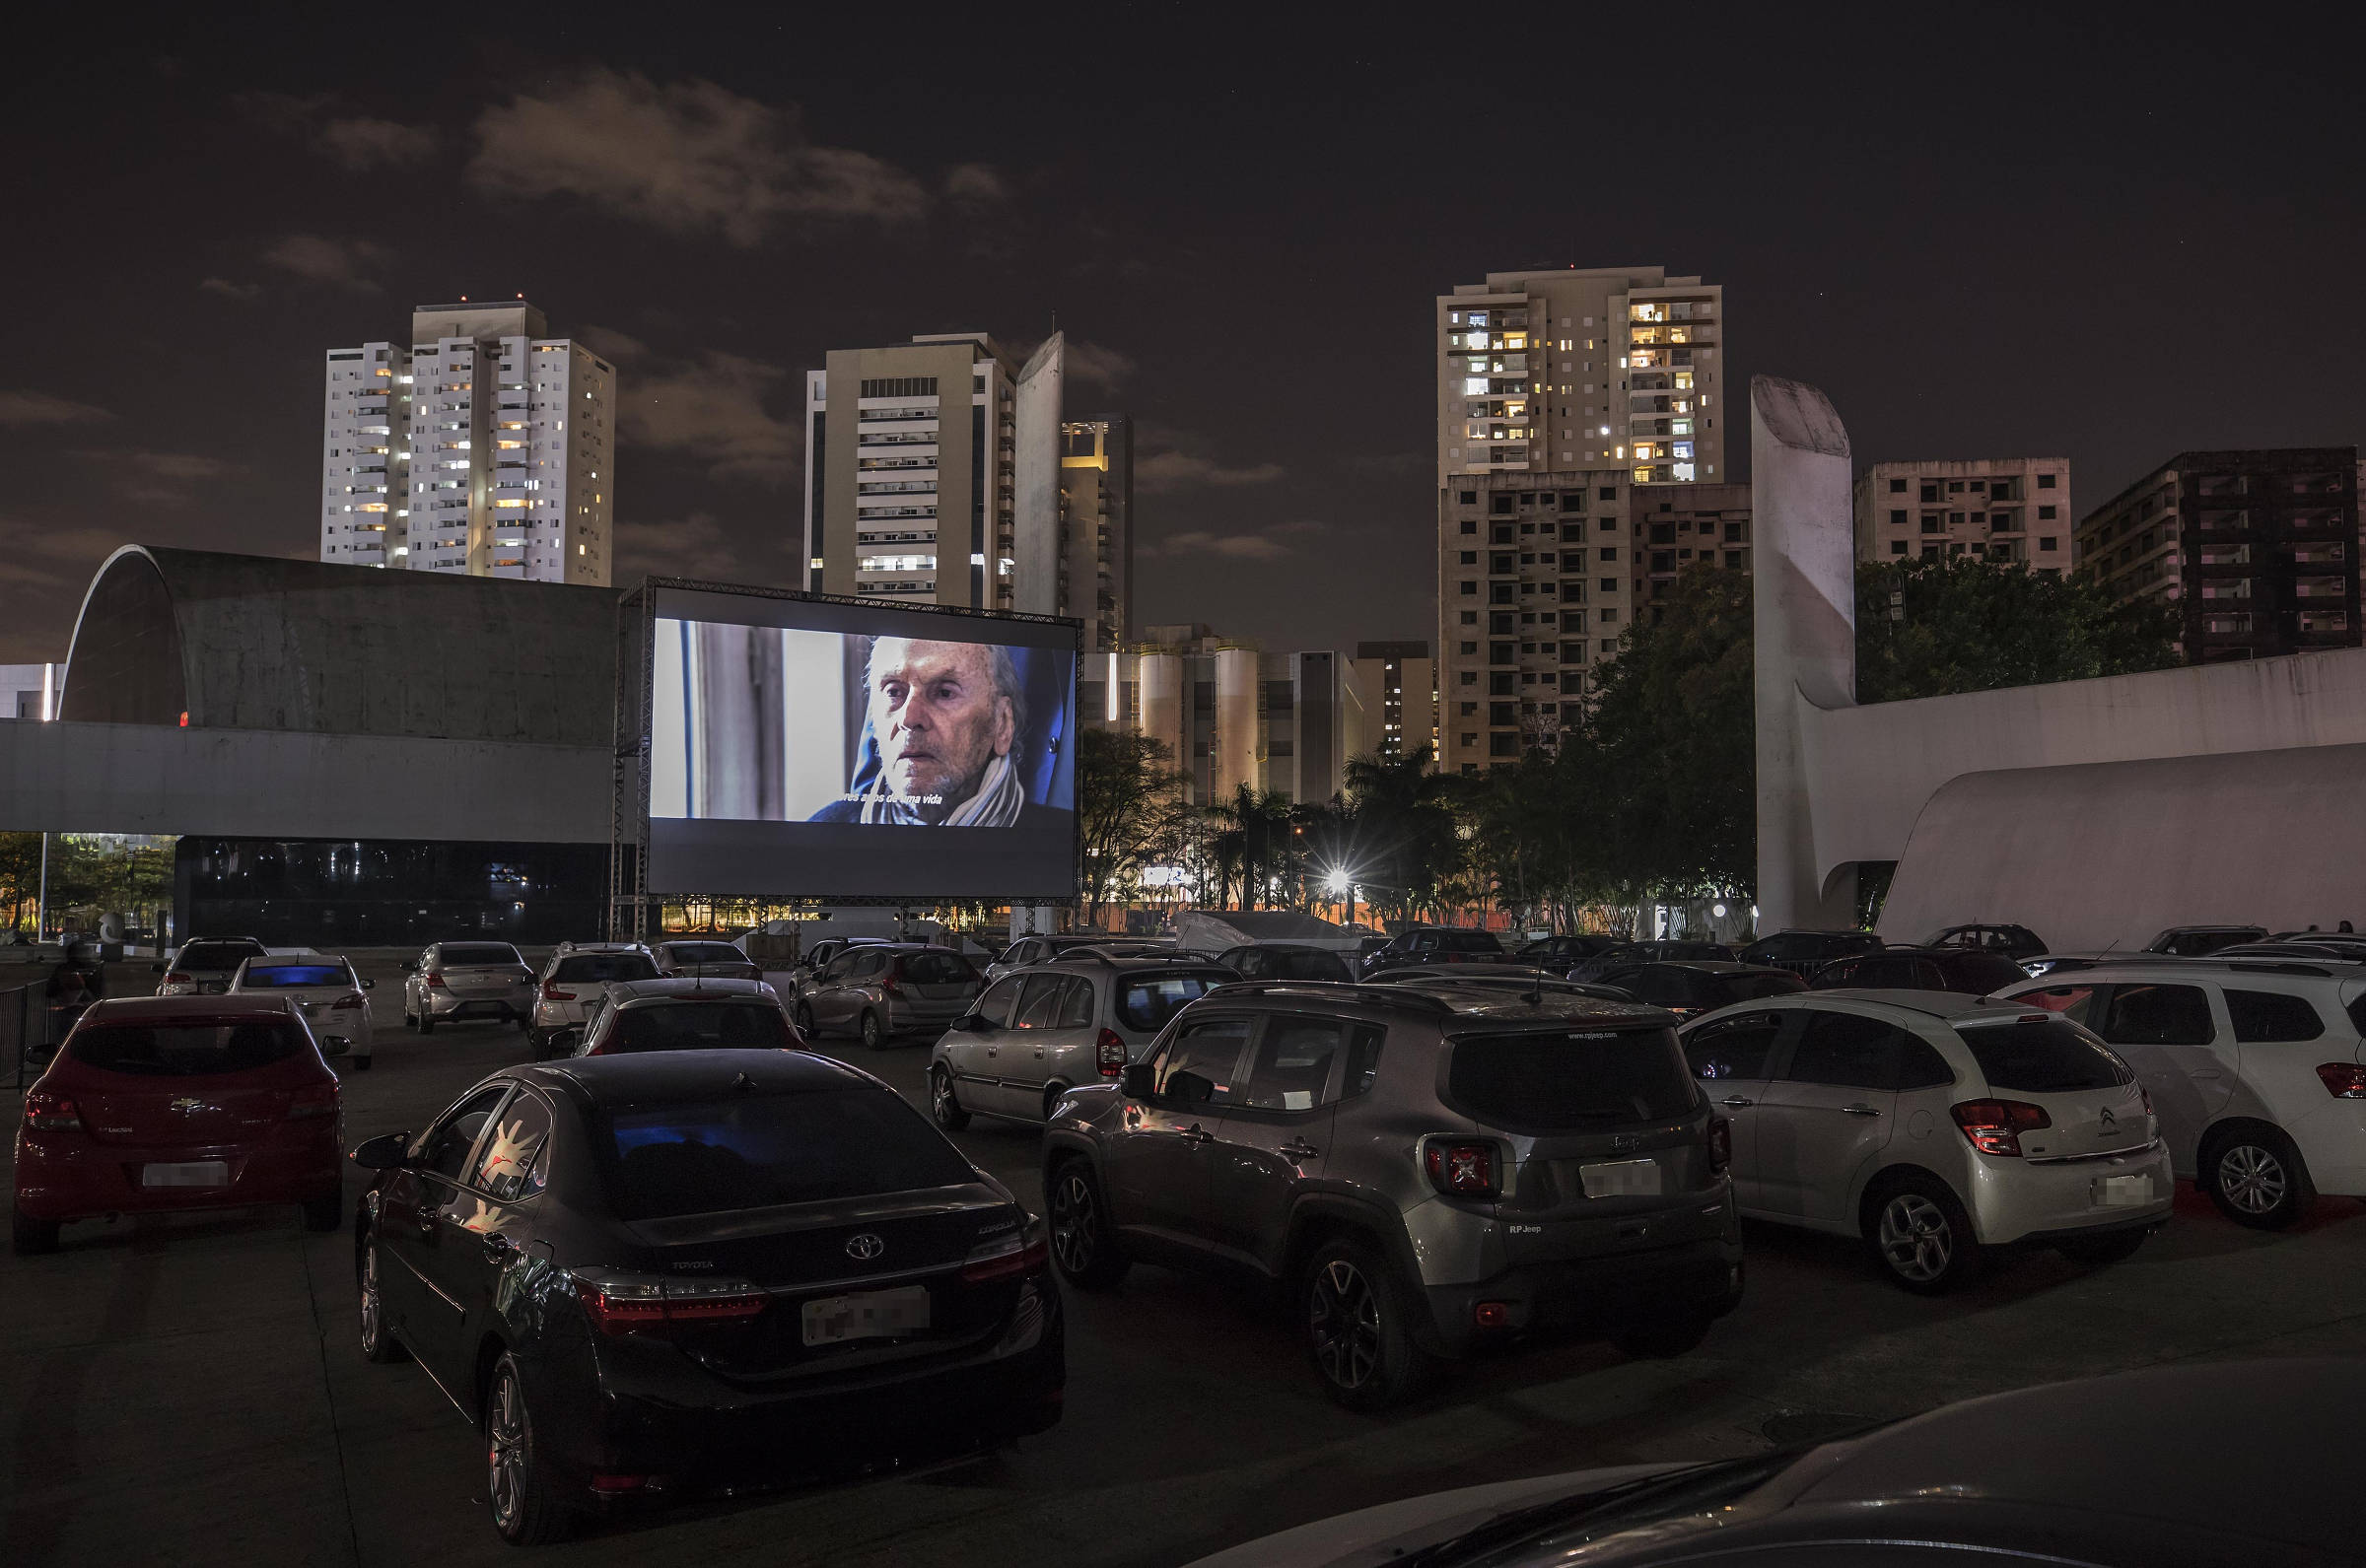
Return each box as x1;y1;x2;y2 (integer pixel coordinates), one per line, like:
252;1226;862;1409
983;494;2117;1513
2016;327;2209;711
1202;980;1459;1014
1059;948;1226;968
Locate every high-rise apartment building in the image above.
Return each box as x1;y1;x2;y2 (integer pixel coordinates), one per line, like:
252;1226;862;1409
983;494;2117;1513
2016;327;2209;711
1435;266;1726;485
1349;641;1435;763
1853;458;2071;573
318;301;615;584
1061;416;1134;652
804;332;1083;619
2076;447;2360;664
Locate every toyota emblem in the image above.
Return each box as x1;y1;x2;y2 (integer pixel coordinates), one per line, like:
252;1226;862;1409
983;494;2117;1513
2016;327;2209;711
845;1232;885;1261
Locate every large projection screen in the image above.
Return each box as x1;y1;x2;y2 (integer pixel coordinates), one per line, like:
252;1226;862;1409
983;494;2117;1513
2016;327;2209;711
642;584;1080;900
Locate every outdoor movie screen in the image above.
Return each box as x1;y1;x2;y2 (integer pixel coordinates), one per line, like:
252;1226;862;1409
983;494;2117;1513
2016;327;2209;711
643;585;1079;899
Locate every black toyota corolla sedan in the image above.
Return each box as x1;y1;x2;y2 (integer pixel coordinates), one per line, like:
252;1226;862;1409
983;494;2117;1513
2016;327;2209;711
348;1051;1063;1544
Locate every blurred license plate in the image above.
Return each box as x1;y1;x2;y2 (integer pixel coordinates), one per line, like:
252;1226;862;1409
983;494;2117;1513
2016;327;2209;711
1580;1159;1662;1197
2092;1174;2153;1206
142;1162;229;1188
801;1285;930;1345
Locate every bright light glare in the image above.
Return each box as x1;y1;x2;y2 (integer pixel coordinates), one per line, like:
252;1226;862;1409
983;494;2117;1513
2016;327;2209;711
1323;870;1352;896
1712;903;1727;918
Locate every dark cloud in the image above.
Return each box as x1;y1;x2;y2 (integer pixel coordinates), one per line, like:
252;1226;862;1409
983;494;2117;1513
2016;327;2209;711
261;234;392;292
618;351;800;484
318;116;439;170
198;277;262;301
0;392;113;427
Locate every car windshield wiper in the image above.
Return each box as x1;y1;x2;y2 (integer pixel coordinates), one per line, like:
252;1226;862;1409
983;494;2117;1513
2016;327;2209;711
1400;1450;1802;1568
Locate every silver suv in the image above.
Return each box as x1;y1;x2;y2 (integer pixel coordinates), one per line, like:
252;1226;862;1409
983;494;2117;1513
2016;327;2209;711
1041;979;1743;1410
929;954;1239;1131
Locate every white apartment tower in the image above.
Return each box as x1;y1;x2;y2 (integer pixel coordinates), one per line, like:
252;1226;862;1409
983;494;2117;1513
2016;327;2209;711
318;300;615;585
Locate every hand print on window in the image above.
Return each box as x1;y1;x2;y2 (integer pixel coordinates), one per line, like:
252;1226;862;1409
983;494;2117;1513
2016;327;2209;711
475;1115;548;1201
461;1197;512;1235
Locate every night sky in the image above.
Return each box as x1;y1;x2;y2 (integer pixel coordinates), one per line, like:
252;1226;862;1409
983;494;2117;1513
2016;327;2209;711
5;7;2361;665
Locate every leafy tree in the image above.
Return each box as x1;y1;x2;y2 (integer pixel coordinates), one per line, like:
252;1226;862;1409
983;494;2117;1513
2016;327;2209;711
0;832;41;933
1075;729;1191;923
1855;555;2179;702
1340;745;1465;923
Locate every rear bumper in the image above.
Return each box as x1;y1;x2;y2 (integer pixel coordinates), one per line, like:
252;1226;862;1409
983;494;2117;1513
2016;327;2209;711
1965;1141;2176;1246
1422;1234;1745;1357
423;989;528;1021
884;1000;972;1035
14;1128;341;1222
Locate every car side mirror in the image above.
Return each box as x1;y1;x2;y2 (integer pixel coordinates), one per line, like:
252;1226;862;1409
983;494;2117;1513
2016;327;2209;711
361;978;376;990
26;1041;56;1064
400;961;418;974
150;962;166;973
349;1132;410;1170
1121;1062;1156;1100
952;1013;988;1033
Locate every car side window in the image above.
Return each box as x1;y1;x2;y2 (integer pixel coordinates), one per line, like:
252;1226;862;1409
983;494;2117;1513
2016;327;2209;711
1893;1033;1957;1089
1232;949;1271;979
2225;989;2326;1043
1782;1011;1908;1089
1056;977;1098;1029
473;1091;554;1201
1340;1023;1386;1098
1687;1011;1785;1080
2015;985;2101;1024
974;976;1025;1027
2094;983;2215;1047
1012;973;1069;1029
1626;966;1693;1009
1817;958;1858;986
1238;1017;1350;1112
416;1086;511;1181
1148;1017;1249;1107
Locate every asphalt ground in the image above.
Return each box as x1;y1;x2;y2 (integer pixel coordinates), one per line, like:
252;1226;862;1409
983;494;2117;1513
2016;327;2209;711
2;948;2362;1566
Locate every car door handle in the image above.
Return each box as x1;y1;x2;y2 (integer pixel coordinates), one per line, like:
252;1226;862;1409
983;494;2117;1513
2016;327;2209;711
1179;1125;1214;1143
1280;1140;1321;1161
1841;1103;1884;1118
1719;1095;1755;1109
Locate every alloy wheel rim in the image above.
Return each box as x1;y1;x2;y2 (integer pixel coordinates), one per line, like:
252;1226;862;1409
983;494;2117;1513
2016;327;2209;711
1879;1193;1953;1281
934;1072;957;1124
1309;1260;1381;1389
487;1372;525;1529
2221;1144;2287;1212
359;1244;381;1350
863;1015;880;1047
1050;1174;1095;1271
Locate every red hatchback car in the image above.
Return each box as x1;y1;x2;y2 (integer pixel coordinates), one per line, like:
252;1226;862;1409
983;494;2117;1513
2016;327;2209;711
13;995;345;1254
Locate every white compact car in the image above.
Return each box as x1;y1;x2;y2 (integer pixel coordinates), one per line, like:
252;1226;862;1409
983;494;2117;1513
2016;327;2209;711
2000;957;2366;1229
1680;989;2172;1292
229;954;378;1068
528;942;659;1058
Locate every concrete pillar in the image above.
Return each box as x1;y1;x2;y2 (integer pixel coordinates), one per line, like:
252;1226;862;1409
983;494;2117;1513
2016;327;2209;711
1139;651;1183;769
1012;334;1064;616
1213;647;1259;800
1751;375;1859;931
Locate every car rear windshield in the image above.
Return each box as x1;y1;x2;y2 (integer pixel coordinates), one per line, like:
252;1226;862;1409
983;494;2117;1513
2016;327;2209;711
1119;973;1228;1033
599;1088;976;1219
1447;1026;1698;1130
1944;955;2035;993
72;1019;306;1076
664;943;746;965
442;945;522;968
610;1000;794;1053
1958;1018;2131;1092
1440;930;1505;953
555;953;660;983
242;964;352;989
178;942;264;970
898;951;977;984
1707;972;1806;1006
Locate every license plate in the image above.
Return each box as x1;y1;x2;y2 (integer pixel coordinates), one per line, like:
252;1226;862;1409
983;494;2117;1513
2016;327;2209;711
2092;1174;2153;1207
1580;1159;1663;1198
142;1161;230;1188
801;1285;930;1345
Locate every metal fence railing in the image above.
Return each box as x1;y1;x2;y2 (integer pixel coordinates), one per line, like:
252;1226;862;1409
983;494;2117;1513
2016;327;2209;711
3;982;49;1091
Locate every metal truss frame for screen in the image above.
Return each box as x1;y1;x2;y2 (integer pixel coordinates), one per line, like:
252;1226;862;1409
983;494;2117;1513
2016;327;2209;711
605;577;1083;939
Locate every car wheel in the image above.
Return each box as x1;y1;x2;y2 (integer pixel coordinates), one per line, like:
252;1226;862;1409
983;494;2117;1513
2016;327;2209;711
1303;1237;1433;1411
12;1207;61;1256
403;1006;418;1032
514;1012;530;1032
2055;1228;2148;1265
358;1238;408;1363
931;1066;971;1131
303;1192;343;1233
795;1002;815;1036
1610;1310;1715;1359
1046;1160;1129;1289
485;1354;572;1545
417;1012;436;1036
2204;1125;2314;1229
1867;1175;1986;1295
859;1010;886;1051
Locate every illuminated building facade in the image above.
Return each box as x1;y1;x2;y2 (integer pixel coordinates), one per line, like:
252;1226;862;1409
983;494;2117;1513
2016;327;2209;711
1853;457;2072;573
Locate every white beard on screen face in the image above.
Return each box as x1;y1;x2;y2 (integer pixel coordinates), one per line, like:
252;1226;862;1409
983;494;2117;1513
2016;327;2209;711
858;752;1026;827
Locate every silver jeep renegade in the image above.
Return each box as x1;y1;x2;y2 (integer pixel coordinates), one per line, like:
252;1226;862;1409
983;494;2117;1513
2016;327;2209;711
1041;977;1744;1409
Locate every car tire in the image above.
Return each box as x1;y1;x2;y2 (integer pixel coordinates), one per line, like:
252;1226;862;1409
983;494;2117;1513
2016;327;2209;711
417;1012;436;1036
2203;1124;2315;1230
1866;1174;1987;1295
358;1237;409;1363
12;1208;61;1256
931;1066;971;1131
1610;1310;1714;1360
485;1353;573;1546
2055;1228;2148;1265
1302;1236;1434;1412
795;1002;815;1036
403;1006;418;1032
303;1191;343;1232
1046;1159;1129;1290
859;1010;886;1051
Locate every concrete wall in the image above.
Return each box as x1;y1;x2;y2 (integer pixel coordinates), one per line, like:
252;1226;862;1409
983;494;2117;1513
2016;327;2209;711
0;719;610;843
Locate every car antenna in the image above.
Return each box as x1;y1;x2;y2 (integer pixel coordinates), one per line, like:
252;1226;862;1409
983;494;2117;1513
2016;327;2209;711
732;1070;757;1093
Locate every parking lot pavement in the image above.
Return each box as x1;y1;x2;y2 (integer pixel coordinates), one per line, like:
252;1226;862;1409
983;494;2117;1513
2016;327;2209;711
3;954;2362;1566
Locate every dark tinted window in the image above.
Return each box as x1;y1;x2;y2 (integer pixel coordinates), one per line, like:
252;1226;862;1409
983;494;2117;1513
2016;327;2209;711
1686;1012;1784;1080
177;941;265;970
1012;974;1070;1029
242;964;352;989
1447;1026;1696;1129
1151;1017;1249;1105
1439;930;1505;954
600;1089;974;1219
420;1086;509;1180
1342;1024;1386;1097
664;943;745;965
1226;948;1273;978
1932;954;2031;993
1894;1036;1957;1089
1118;973;1227;1034
1277;950;1353;982
1056;977;1097;1029
1626;967;1702;1010
1958;1018;2128;1091
899;951;977;985
609;1001;794;1053
1239;1018;1347;1111
472;1092;553;1201
2226;989;2326;1043
973;976;1025;1027
555;953;659;984
71;1018;306;1076
442;944;522;967
2095;983;2215;1047
1783;1011;1911;1089
1706;971;1806;1007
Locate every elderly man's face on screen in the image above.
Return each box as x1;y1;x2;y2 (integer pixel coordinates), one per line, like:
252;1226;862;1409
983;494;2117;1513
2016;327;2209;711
868;638;1014;804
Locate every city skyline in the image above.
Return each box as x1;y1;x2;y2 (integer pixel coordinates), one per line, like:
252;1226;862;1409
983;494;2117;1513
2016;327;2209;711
6;11;2366;664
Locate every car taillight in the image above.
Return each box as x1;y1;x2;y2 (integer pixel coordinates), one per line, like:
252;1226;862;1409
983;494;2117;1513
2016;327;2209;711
541;982;575;1001
962;1219;1050;1283
1706;1116;1731;1175
1951;1099;2053;1157
1096;1027;1128;1079
287;1083;339;1120
880;959;905;996
330;991;367;1011
425;971;449;990
162;972;192;989
2316;1062;2366;1099
24;1090;83;1131
1424;1139;1499;1198
573;1270;769;1336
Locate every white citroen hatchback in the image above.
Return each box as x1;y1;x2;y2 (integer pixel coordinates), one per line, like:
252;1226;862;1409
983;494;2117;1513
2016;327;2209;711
1679;989;2172;1292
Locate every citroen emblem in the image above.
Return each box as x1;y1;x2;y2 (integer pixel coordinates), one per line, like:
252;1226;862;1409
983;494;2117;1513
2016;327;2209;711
845;1233;885;1261
2098;1107;2118;1133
